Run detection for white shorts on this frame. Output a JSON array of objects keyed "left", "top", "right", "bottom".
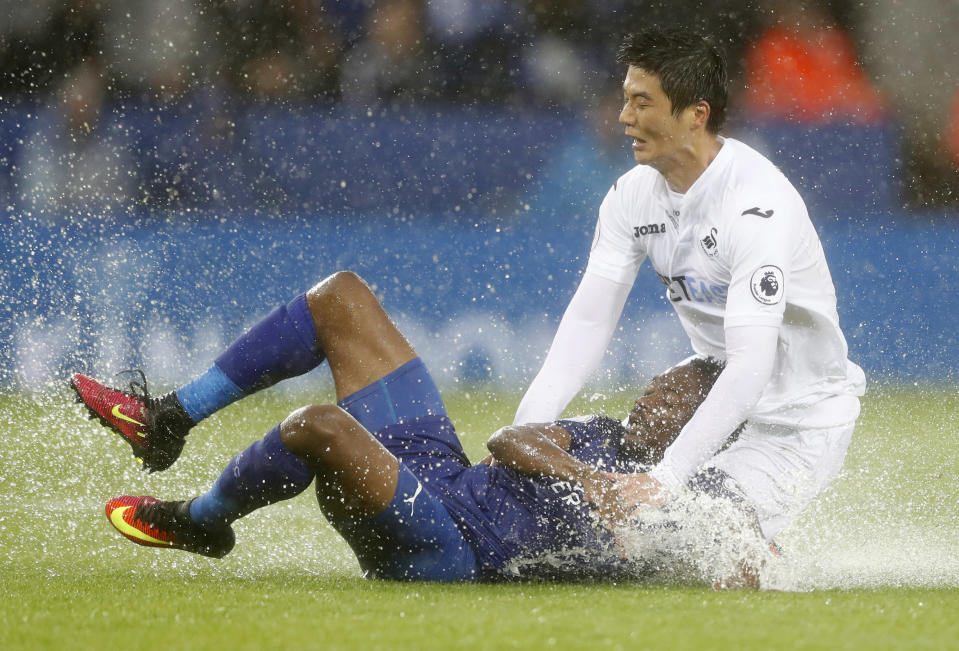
[{"left": 706, "top": 394, "right": 860, "bottom": 541}]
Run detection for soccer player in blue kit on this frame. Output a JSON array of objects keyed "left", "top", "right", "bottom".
[{"left": 72, "top": 271, "right": 727, "bottom": 581}]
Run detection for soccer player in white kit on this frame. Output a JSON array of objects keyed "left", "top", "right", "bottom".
[{"left": 513, "top": 28, "right": 866, "bottom": 541}]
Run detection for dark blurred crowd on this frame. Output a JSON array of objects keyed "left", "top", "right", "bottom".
[
  {"left": 1, "top": 0, "right": 957, "bottom": 210},
  {"left": 0, "top": 0, "right": 766, "bottom": 107}
]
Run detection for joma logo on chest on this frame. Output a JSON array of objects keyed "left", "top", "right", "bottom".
[{"left": 633, "top": 223, "right": 667, "bottom": 237}]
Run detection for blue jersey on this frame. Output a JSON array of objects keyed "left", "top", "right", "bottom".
[
  {"left": 425, "top": 415, "right": 644, "bottom": 578},
  {"left": 338, "top": 358, "right": 646, "bottom": 581}
]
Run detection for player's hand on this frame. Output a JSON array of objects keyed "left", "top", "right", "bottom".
[
  {"left": 477, "top": 454, "right": 498, "bottom": 467},
  {"left": 583, "top": 472, "right": 668, "bottom": 526},
  {"left": 609, "top": 472, "right": 668, "bottom": 511},
  {"left": 714, "top": 559, "right": 761, "bottom": 590},
  {"left": 580, "top": 471, "right": 636, "bottom": 528}
]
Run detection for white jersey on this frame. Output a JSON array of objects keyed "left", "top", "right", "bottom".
[{"left": 586, "top": 137, "right": 865, "bottom": 426}]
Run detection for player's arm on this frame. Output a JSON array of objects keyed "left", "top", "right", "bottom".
[
  {"left": 512, "top": 273, "right": 632, "bottom": 424},
  {"left": 649, "top": 201, "right": 795, "bottom": 497},
  {"left": 487, "top": 423, "right": 628, "bottom": 524},
  {"left": 487, "top": 423, "right": 580, "bottom": 480},
  {"left": 513, "top": 182, "right": 644, "bottom": 425},
  {"left": 648, "top": 327, "right": 778, "bottom": 495}
]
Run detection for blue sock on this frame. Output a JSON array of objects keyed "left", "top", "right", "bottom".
[
  {"left": 176, "top": 293, "right": 324, "bottom": 423},
  {"left": 189, "top": 427, "right": 314, "bottom": 529},
  {"left": 176, "top": 365, "right": 244, "bottom": 424}
]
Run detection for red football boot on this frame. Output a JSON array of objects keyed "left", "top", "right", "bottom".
[
  {"left": 70, "top": 370, "right": 194, "bottom": 472},
  {"left": 105, "top": 495, "right": 234, "bottom": 558}
]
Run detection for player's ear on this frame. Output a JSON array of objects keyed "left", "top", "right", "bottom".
[{"left": 690, "top": 100, "right": 710, "bottom": 130}]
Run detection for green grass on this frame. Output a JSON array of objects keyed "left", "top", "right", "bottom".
[{"left": 2, "top": 382, "right": 958, "bottom": 650}]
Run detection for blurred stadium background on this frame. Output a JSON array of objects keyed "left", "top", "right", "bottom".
[
  {"left": 3, "top": 8, "right": 959, "bottom": 642},
  {"left": 1, "top": 0, "right": 958, "bottom": 392}
]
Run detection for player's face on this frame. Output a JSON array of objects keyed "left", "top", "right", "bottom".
[
  {"left": 619, "top": 66, "right": 696, "bottom": 169},
  {"left": 622, "top": 365, "right": 711, "bottom": 464}
]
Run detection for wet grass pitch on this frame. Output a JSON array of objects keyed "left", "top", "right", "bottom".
[{"left": 2, "top": 383, "right": 958, "bottom": 649}]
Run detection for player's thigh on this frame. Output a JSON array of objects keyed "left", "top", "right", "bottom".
[
  {"left": 323, "top": 464, "right": 479, "bottom": 582},
  {"left": 307, "top": 271, "right": 417, "bottom": 399},
  {"left": 707, "top": 420, "right": 855, "bottom": 536},
  {"left": 281, "top": 404, "right": 400, "bottom": 520},
  {"left": 337, "top": 358, "right": 463, "bottom": 467}
]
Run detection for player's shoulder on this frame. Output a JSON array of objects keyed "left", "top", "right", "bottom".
[
  {"left": 609, "top": 163, "right": 660, "bottom": 199},
  {"left": 599, "top": 164, "right": 660, "bottom": 222},
  {"left": 556, "top": 415, "right": 626, "bottom": 441},
  {"left": 717, "top": 138, "right": 807, "bottom": 224},
  {"left": 722, "top": 138, "right": 794, "bottom": 190}
]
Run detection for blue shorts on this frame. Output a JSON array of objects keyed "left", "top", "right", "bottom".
[{"left": 327, "top": 358, "right": 480, "bottom": 582}]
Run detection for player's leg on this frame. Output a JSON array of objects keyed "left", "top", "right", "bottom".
[
  {"left": 72, "top": 270, "right": 413, "bottom": 471},
  {"left": 104, "top": 418, "right": 316, "bottom": 558},
  {"left": 184, "top": 272, "right": 454, "bottom": 530},
  {"left": 106, "top": 403, "right": 478, "bottom": 580},
  {"left": 305, "top": 270, "right": 417, "bottom": 400},
  {"left": 170, "top": 269, "right": 415, "bottom": 423},
  {"left": 71, "top": 285, "right": 325, "bottom": 471},
  {"left": 105, "top": 404, "right": 389, "bottom": 557},
  {"left": 181, "top": 337, "right": 473, "bottom": 578},
  {"left": 280, "top": 404, "right": 478, "bottom": 581},
  {"left": 182, "top": 340, "right": 473, "bottom": 579},
  {"left": 306, "top": 290, "right": 476, "bottom": 579},
  {"left": 703, "top": 395, "right": 858, "bottom": 541}
]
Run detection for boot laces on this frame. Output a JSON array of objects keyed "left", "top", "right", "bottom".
[{"left": 116, "top": 368, "right": 151, "bottom": 403}]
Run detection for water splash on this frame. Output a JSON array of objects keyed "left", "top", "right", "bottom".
[
  {"left": 615, "top": 493, "right": 772, "bottom": 589},
  {"left": 3, "top": 388, "right": 958, "bottom": 589}
]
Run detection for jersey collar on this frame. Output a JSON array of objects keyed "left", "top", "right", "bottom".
[
  {"left": 654, "top": 137, "right": 730, "bottom": 222},
  {"left": 682, "top": 136, "right": 729, "bottom": 200}
]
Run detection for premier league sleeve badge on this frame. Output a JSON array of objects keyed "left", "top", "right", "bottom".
[{"left": 750, "top": 265, "right": 784, "bottom": 305}]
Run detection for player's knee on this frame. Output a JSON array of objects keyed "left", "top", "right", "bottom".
[
  {"left": 280, "top": 404, "right": 354, "bottom": 458},
  {"left": 308, "top": 271, "right": 372, "bottom": 308}
]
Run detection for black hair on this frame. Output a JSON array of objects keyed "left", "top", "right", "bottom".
[
  {"left": 621, "top": 355, "right": 735, "bottom": 466},
  {"left": 684, "top": 356, "right": 725, "bottom": 395},
  {"left": 683, "top": 355, "right": 746, "bottom": 444},
  {"left": 616, "top": 27, "right": 728, "bottom": 133}
]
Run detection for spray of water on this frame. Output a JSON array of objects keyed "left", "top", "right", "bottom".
[
  {"left": 614, "top": 493, "right": 772, "bottom": 589},
  {"left": 609, "top": 476, "right": 959, "bottom": 591},
  {"left": 3, "top": 386, "right": 957, "bottom": 589}
]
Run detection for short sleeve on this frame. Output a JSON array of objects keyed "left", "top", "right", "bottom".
[
  {"left": 556, "top": 416, "right": 625, "bottom": 453},
  {"left": 723, "top": 203, "right": 797, "bottom": 329},
  {"left": 555, "top": 416, "right": 636, "bottom": 471}
]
